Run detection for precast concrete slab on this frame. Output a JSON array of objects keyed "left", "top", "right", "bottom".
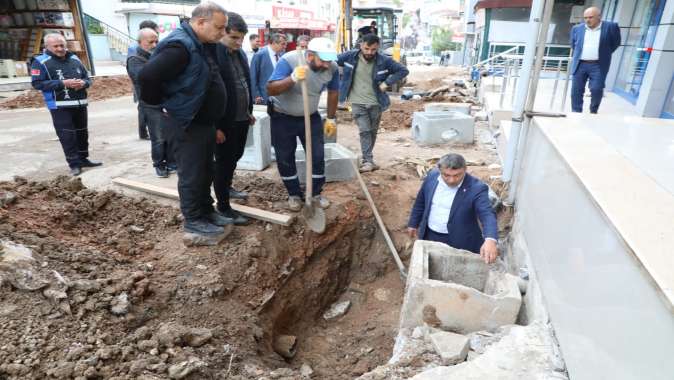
[
  {"left": 237, "top": 112, "right": 272, "bottom": 171},
  {"left": 400, "top": 241, "right": 521, "bottom": 334},
  {"left": 424, "top": 102, "right": 471, "bottom": 115},
  {"left": 411, "top": 111, "right": 475, "bottom": 145},
  {"left": 295, "top": 143, "right": 357, "bottom": 184}
]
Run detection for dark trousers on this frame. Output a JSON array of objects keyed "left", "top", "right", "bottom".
[
  {"left": 162, "top": 113, "right": 215, "bottom": 221},
  {"left": 270, "top": 111, "right": 325, "bottom": 197},
  {"left": 49, "top": 107, "right": 89, "bottom": 168},
  {"left": 571, "top": 62, "right": 604, "bottom": 113},
  {"left": 142, "top": 105, "right": 173, "bottom": 168},
  {"left": 137, "top": 103, "right": 149, "bottom": 139},
  {"left": 424, "top": 228, "right": 450, "bottom": 245},
  {"left": 213, "top": 121, "right": 249, "bottom": 211}
]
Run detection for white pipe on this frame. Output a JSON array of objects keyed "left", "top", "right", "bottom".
[
  {"left": 502, "top": 0, "right": 546, "bottom": 183},
  {"left": 506, "top": 0, "right": 555, "bottom": 204}
]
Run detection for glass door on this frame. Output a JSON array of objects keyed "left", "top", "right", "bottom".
[{"left": 613, "top": 0, "right": 666, "bottom": 103}]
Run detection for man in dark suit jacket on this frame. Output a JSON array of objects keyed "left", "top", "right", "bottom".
[
  {"left": 407, "top": 153, "right": 499, "bottom": 263},
  {"left": 250, "top": 32, "right": 287, "bottom": 104},
  {"left": 213, "top": 12, "right": 255, "bottom": 225},
  {"left": 570, "top": 6, "right": 621, "bottom": 114}
]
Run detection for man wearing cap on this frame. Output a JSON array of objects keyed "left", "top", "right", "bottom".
[{"left": 266, "top": 37, "right": 339, "bottom": 211}]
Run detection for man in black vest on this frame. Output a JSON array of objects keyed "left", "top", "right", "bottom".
[
  {"left": 213, "top": 12, "right": 255, "bottom": 225},
  {"left": 139, "top": 2, "right": 232, "bottom": 237},
  {"left": 31, "top": 33, "right": 102, "bottom": 176}
]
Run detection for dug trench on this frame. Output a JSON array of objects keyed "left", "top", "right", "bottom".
[{"left": 0, "top": 174, "right": 410, "bottom": 379}]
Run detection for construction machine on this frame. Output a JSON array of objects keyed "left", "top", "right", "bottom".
[{"left": 337, "top": 0, "right": 407, "bottom": 91}]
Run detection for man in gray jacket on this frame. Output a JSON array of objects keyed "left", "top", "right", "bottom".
[{"left": 127, "top": 28, "right": 173, "bottom": 178}]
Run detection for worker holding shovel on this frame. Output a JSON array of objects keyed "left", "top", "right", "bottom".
[{"left": 266, "top": 37, "right": 339, "bottom": 214}]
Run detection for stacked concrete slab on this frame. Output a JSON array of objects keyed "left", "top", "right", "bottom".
[
  {"left": 296, "top": 143, "right": 357, "bottom": 184},
  {"left": 412, "top": 111, "right": 475, "bottom": 145},
  {"left": 400, "top": 241, "right": 522, "bottom": 334},
  {"left": 424, "top": 102, "right": 472, "bottom": 115},
  {"left": 237, "top": 111, "right": 272, "bottom": 171}
]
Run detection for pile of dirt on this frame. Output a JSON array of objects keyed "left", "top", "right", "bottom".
[
  {"left": 0, "top": 76, "right": 133, "bottom": 110},
  {"left": 379, "top": 99, "right": 426, "bottom": 131},
  {"left": 0, "top": 175, "right": 405, "bottom": 379}
]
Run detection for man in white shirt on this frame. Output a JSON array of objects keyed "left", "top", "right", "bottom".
[
  {"left": 569, "top": 7, "right": 621, "bottom": 113},
  {"left": 407, "top": 153, "right": 499, "bottom": 263}
]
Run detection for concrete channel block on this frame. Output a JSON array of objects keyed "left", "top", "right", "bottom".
[
  {"left": 412, "top": 111, "right": 475, "bottom": 145},
  {"left": 424, "top": 102, "right": 472, "bottom": 115},
  {"left": 238, "top": 112, "right": 271, "bottom": 171},
  {"left": 296, "top": 143, "right": 357, "bottom": 183},
  {"left": 400, "top": 240, "right": 522, "bottom": 334}
]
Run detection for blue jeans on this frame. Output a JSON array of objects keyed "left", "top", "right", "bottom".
[
  {"left": 571, "top": 62, "right": 604, "bottom": 113},
  {"left": 270, "top": 111, "right": 325, "bottom": 197}
]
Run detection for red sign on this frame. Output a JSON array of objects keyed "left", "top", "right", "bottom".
[
  {"left": 272, "top": 5, "right": 314, "bottom": 20},
  {"left": 270, "top": 5, "right": 330, "bottom": 31}
]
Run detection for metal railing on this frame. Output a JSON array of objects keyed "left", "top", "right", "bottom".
[
  {"left": 475, "top": 43, "right": 573, "bottom": 112},
  {"left": 83, "top": 13, "right": 135, "bottom": 57}
]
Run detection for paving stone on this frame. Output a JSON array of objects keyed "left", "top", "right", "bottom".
[{"left": 429, "top": 331, "right": 469, "bottom": 365}]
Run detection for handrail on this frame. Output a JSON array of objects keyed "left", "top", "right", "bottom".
[
  {"left": 83, "top": 13, "right": 134, "bottom": 42},
  {"left": 473, "top": 46, "right": 519, "bottom": 69},
  {"left": 83, "top": 13, "right": 134, "bottom": 55}
]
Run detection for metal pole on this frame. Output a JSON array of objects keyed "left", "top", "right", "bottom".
[
  {"left": 501, "top": 0, "right": 547, "bottom": 182},
  {"left": 560, "top": 51, "right": 573, "bottom": 112},
  {"left": 550, "top": 58, "right": 563, "bottom": 109},
  {"left": 500, "top": 60, "right": 509, "bottom": 108},
  {"left": 511, "top": 58, "right": 519, "bottom": 107},
  {"left": 505, "top": 0, "right": 555, "bottom": 204}
]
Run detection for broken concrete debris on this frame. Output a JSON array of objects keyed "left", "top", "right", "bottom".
[
  {"left": 323, "top": 300, "right": 352, "bottom": 321},
  {"left": 429, "top": 330, "right": 470, "bottom": 365},
  {"left": 110, "top": 292, "right": 130, "bottom": 315},
  {"left": 273, "top": 334, "right": 298, "bottom": 359}
]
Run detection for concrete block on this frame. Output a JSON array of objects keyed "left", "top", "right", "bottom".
[
  {"left": 411, "top": 111, "right": 474, "bottom": 145},
  {"left": 237, "top": 112, "right": 271, "bottom": 171},
  {"left": 489, "top": 109, "right": 511, "bottom": 129},
  {"left": 429, "top": 331, "right": 469, "bottom": 365},
  {"left": 424, "top": 102, "right": 471, "bottom": 115},
  {"left": 296, "top": 143, "right": 357, "bottom": 184},
  {"left": 400, "top": 240, "right": 522, "bottom": 334}
]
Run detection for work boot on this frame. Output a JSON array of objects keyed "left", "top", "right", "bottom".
[
  {"left": 205, "top": 211, "right": 234, "bottom": 227},
  {"left": 359, "top": 162, "right": 377, "bottom": 172},
  {"left": 155, "top": 166, "right": 169, "bottom": 178},
  {"left": 69, "top": 167, "right": 82, "bottom": 176},
  {"left": 229, "top": 188, "right": 248, "bottom": 200},
  {"left": 288, "top": 195, "right": 303, "bottom": 212},
  {"left": 184, "top": 219, "right": 224, "bottom": 235},
  {"left": 312, "top": 195, "right": 330, "bottom": 209},
  {"left": 81, "top": 159, "right": 103, "bottom": 167},
  {"left": 218, "top": 207, "right": 248, "bottom": 225}
]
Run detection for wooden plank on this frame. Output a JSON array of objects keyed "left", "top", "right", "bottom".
[{"left": 112, "top": 177, "right": 294, "bottom": 226}]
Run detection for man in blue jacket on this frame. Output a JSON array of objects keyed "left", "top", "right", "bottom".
[
  {"left": 138, "top": 2, "right": 233, "bottom": 237},
  {"left": 31, "top": 33, "right": 102, "bottom": 177},
  {"left": 407, "top": 153, "right": 499, "bottom": 263},
  {"left": 337, "top": 34, "right": 409, "bottom": 172},
  {"left": 250, "top": 33, "right": 287, "bottom": 104},
  {"left": 570, "top": 6, "right": 621, "bottom": 114}
]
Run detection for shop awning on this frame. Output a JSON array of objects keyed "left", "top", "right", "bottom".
[{"left": 474, "top": 0, "right": 532, "bottom": 10}]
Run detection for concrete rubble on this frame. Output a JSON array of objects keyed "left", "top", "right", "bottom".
[
  {"left": 428, "top": 330, "right": 470, "bottom": 365},
  {"left": 323, "top": 300, "right": 352, "bottom": 321}
]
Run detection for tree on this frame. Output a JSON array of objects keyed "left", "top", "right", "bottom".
[{"left": 431, "top": 27, "right": 460, "bottom": 54}]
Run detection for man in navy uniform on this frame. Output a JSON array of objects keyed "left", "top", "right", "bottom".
[{"left": 31, "top": 33, "right": 102, "bottom": 176}]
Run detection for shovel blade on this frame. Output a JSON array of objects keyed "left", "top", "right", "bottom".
[{"left": 302, "top": 204, "right": 326, "bottom": 234}]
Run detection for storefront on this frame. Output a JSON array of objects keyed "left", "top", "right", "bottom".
[
  {"left": 612, "top": 0, "right": 667, "bottom": 103},
  {"left": 0, "top": 0, "right": 93, "bottom": 76},
  {"left": 257, "top": 5, "right": 335, "bottom": 51}
]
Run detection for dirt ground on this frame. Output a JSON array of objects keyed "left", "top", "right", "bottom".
[
  {"left": 0, "top": 64, "right": 511, "bottom": 380},
  {"left": 0, "top": 76, "right": 133, "bottom": 110}
]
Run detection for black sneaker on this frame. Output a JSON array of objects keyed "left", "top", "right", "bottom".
[
  {"left": 229, "top": 188, "right": 248, "bottom": 200},
  {"left": 205, "top": 211, "right": 234, "bottom": 226},
  {"left": 218, "top": 208, "right": 248, "bottom": 225},
  {"left": 81, "top": 159, "right": 103, "bottom": 167},
  {"left": 184, "top": 219, "right": 225, "bottom": 234},
  {"left": 69, "top": 167, "right": 82, "bottom": 176},
  {"left": 167, "top": 164, "right": 177, "bottom": 173},
  {"left": 155, "top": 166, "right": 169, "bottom": 178}
]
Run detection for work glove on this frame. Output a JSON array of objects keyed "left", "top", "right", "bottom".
[
  {"left": 379, "top": 82, "right": 388, "bottom": 92},
  {"left": 324, "top": 118, "right": 337, "bottom": 138},
  {"left": 291, "top": 65, "right": 307, "bottom": 82}
]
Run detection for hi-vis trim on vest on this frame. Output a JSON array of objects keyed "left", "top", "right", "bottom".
[{"left": 31, "top": 69, "right": 40, "bottom": 75}]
